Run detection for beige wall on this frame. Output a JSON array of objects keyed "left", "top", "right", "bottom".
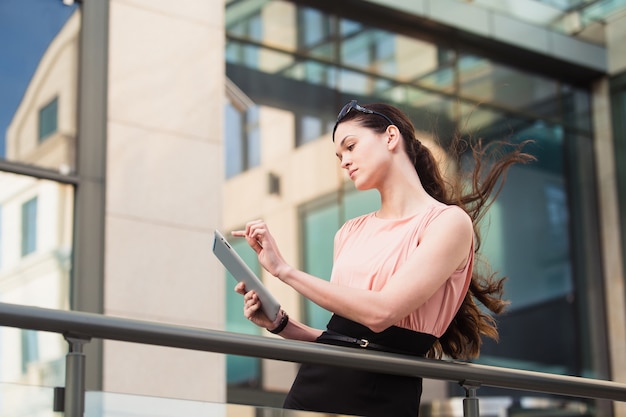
[
  {"left": 607, "top": 12, "right": 626, "bottom": 74},
  {"left": 593, "top": 77, "right": 626, "bottom": 417},
  {"left": 105, "top": 0, "right": 226, "bottom": 402},
  {"left": 599, "top": 12, "right": 626, "bottom": 417}
]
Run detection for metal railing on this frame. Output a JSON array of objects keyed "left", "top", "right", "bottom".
[{"left": 1, "top": 302, "right": 625, "bottom": 417}]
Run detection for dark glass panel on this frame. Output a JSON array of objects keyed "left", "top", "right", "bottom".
[
  {"left": 562, "top": 85, "right": 592, "bottom": 132},
  {"left": 459, "top": 55, "right": 560, "bottom": 121},
  {"left": 611, "top": 74, "right": 626, "bottom": 317}
]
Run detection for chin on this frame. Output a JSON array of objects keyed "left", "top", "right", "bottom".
[{"left": 354, "top": 180, "right": 374, "bottom": 191}]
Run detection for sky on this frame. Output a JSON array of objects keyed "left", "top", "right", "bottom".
[{"left": 0, "top": 0, "right": 76, "bottom": 158}]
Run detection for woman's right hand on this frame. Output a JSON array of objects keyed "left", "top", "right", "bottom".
[
  {"left": 234, "top": 281, "right": 276, "bottom": 329},
  {"left": 231, "top": 221, "right": 292, "bottom": 280}
]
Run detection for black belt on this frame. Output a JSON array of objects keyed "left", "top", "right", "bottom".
[{"left": 317, "top": 332, "right": 415, "bottom": 356}]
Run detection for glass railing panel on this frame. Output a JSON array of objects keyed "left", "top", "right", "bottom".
[
  {"left": 0, "top": 382, "right": 55, "bottom": 417},
  {"left": 423, "top": 396, "right": 593, "bottom": 417},
  {"left": 85, "top": 391, "right": 352, "bottom": 417},
  {"left": 0, "top": 382, "right": 604, "bottom": 417}
]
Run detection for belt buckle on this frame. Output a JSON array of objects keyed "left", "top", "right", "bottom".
[{"left": 358, "top": 338, "right": 369, "bottom": 348}]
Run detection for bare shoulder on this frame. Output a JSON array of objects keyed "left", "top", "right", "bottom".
[{"left": 426, "top": 205, "right": 473, "bottom": 238}]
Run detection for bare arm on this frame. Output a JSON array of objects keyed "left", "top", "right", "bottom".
[
  {"left": 235, "top": 208, "right": 473, "bottom": 333},
  {"left": 235, "top": 282, "right": 322, "bottom": 342}
]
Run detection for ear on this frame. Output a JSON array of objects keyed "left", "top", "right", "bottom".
[{"left": 385, "top": 125, "right": 401, "bottom": 151}]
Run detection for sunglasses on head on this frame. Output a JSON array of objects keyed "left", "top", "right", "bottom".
[{"left": 332, "top": 100, "right": 394, "bottom": 141}]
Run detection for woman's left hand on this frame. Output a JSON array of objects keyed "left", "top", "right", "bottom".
[{"left": 232, "top": 220, "right": 291, "bottom": 280}]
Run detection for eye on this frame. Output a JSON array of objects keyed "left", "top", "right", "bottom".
[{"left": 346, "top": 143, "right": 355, "bottom": 151}]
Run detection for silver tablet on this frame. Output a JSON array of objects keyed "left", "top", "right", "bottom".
[{"left": 212, "top": 229, "right": 281, "bottom": 321}]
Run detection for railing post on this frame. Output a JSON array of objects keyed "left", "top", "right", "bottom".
[
  {"left": 461, "top": 380, "right": 481, "bottom": 417},
  {"left": 64, "top": 334, "right": 91, "bottom": 417}
]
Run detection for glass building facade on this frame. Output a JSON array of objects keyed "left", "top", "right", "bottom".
[
  {"left": 223, "top": 0, "right": 623, "bottom": 410},
  {"left": 0, "top": 1, "right": 79, "bottom": 413}
]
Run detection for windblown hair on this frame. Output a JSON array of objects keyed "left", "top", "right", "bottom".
[{"left": 338, "top": 102, "right": 536, "bottom": 360}]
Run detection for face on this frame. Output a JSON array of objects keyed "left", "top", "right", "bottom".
[{"left": 334, "top": 120, "right": 391, "bottom": 190}]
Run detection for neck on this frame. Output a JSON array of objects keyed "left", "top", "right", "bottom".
[{"left": 376, "top": 164, "right": 437, "bottom": 219}]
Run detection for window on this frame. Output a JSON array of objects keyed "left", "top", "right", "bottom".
[
  {"left": 611, "top": 73, "right": 626, "bottom": 305},
  {"left": 38, "top": 96, "right": 58, "bottom": 142},
  {"left": 21, "top": 197, "right": 37, "bottom": 257},
  {"left": 225, "top": 84, "right": 260, "bottom": 178},
  {"left": 0, "top": 206, "right": 3, "bottom": 269},
  {"left": 226, "top": 0, "right": 605, "bottom": 384},
  {"left": 225, "top": 237, "right": 261, "bottom": 387},
  {"left": 296, "top": 113, "right": 334, "bottom": 146},
  {"left": 21, "top": 330, "right": 39, "bottom": 373},
  {"left": 301, "top": 189, "right": 380, "bottom": 328},
  {"left": 225, "top": 9, "right": 261, "bottom": 68},
  {"left": 302, "top": 201, "right": 339, "bottom": 329}
]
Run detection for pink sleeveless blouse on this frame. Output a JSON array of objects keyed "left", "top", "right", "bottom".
[{"left": 330, "top": 204, "right": 474, "bottom": 337}]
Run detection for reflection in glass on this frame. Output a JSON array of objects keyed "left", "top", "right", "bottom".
[
  {"left": 402, "top": 87, "right": 455, "bottom": 136},
  {"left": 302, "top": 189, "right": 380, "bottom": 328},
  {"left": 302, "top": 202, "right": 339, "bottom": 329},
  {"left": 85, "top": 390, "right": 337, "bottom": 416},
  {"left": 0, "top": 2, "right": 78, "bottom": 173},
  {"left": 227, "top": 2, "right": 456, "bottom": 96},
  {"left": 563, "top": 85, "right": 593, "bottom": 132},
  {"left": 38, "top": 96, "right": 59, "bottom": 143},
  {"left": 459, "top": 55, "right": 560, "bottom": 120},
  {"left": 457, "top": 103, "right": 576, "bottom": 374},
  {"left": 225, "top": 81, "right": 261, "bottom": 179},
  {"left": 0, "top": 383, "right": 54, "bottom": 417},
  {"left": 339, "top": 20, "right": 456, "bottom": 92},
  {"left": 337, "top": 67, "right": 393, "bottom": 97},
  {"left": 21, "top": 197, "right": 38, "bottom": 257},
  {"left": 448, "top": 0, "right": 626, "bottom": 38},
  {"left": 21, "top": 329, "right": 39, "bottom": 373},
  {"left": 341, "top": 26, "right": 395, "bottom": 74},
  {"left": 226, "top": 11, "right": 261, "bottom": 67},
  {"left": 0, "top": 172, "right": 73, "bottom": 388},
  {"left": 297, "top": 114, "right": 334, "bottom": 146},
  {"left": 283, "top": 60, "right": 338, "bottom": 89},
  {"left": 298, "top": 7, "right": 336, "bottom": 60}
]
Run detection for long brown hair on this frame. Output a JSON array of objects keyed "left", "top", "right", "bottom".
[{"left": 337, "top": 102, "right": 536, "bottom": 360}]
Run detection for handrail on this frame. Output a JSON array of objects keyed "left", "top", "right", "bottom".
[{"left": 1, "top": 302, "right": 625, "bottom": 407}]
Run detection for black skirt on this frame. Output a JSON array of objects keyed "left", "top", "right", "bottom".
[{"left": 283, "top": 315, "right": 437, "bottom": 417}]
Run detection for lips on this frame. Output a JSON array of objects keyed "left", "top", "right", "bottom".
[{"left": 348, "top": 169, "right": 357, "bottom": 179}]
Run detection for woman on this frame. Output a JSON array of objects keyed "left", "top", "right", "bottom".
[{"left": 233, "top": 100, "right": 534, "bottom": 416}]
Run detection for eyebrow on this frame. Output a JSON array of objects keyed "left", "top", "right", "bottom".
[{"left": 334, "top": 136, "right": 350, "bottom": 159}]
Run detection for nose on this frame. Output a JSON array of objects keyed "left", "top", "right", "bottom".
[{"left": 340, "top": 156, "right": 351, "bottom": 170}]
